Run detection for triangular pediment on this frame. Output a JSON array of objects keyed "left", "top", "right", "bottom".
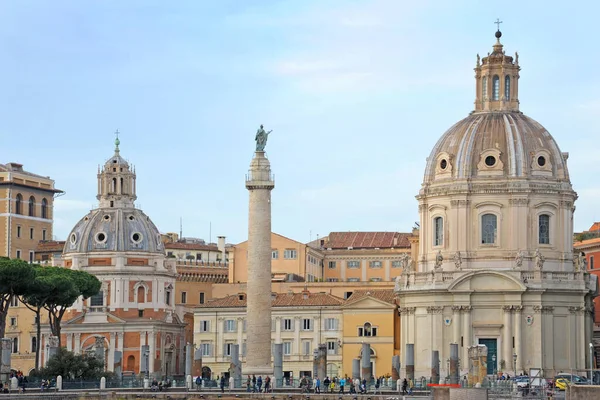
[{"left": 343, "top": 296, "right": 396, "bottom": 310}]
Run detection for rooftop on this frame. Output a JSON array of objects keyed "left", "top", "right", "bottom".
[
  {"left": 197, "top": 291, "right": 345, "bottom": 309},
  {"left": 320, "top": 232, "right": 411, "bottom": 249}
]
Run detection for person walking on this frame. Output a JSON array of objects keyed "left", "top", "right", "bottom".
[
  {"left": 402, "top": 378, "right": 408, "bottom": 395},
  {"left": 219, "top": 376, "right": 225, "bottom": 393},
  {"left": 257, "top": 376, "right": 263, "bottom": 392},
  {"left": 246, "top": 375, "right": 251, "bottom": 392},
  {"left": 323, "top": 376, "right": 330, "bottom": 393},
  {"left": 338, "top": 377, "right": 346, "bottom": 394}
]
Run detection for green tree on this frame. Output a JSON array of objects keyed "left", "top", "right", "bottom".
[
  {"left": 0, "top": 257, "right": 35, "bottom": 338},
  {"left": 34, "top": 347, "right": 109, "bottom": 380},
  {"left": 38, "top": 267, "right": 101, "bottom": 348}
]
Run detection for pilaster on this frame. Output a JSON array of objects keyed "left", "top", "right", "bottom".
[{"left": 108, "top": 332, "right": 116, "bottom": 372}]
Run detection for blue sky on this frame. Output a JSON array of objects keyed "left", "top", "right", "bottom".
[{"left": 1, "top": 0, "right": 598, "bottom": 244}]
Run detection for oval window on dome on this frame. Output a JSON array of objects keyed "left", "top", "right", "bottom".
[
  {"left": 537, "top": 156, "right": 546, "bottom": 167},
  {"left": 131, "top": 232, "right": 143, "bottom": 244},
  {"left": 103, "top": 215, "right": 111, "bottom": 221},
  {"left": 440, "top": 159, "right": 448, "bottom": 170},
  {"left": 128, "top": 215, "right": 135, "bottom": 221},
  {"left": 485, "top": 155, "right": 496, "bottom": 167},
  {"left": 70, "top": 233, "right": 77, "bottom": 245},
  {"left": 96, "top": 232, "right": 107, "bottom": 243}
]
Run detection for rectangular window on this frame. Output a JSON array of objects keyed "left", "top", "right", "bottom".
[
  {"left": 324, "top": 318, "right": 338, "bottom": 331},
  {"left": 224, "top": 343, "right": 233, "bottom": 357},
  {"left": 10, "top": 317, "right": 17, "bottom": 327},
  {"left": 138, "top": 309, "right": 144, "bottom": 317},
  {"left": 328, "top": 261, "right": 336, "bottom": 269},
  {"left": 16, "top": 250, "right": 21, "bottom": 259},
  {"left": 165, "top": 291, "right": 171, "bottom": 306},
  {"left": 347, "top": 278, "right": 360, "bottom": 282},
  {"left": 344, "top": 291, "right": 353, "bottom": 299},
  {"left": 167, "top": 252, "right": 173, "bottom": 257},
  {"left": 181, "top": 292, "right": 187, "bottom": 304},
  {"left": 369, "top": 261, "right": 382, "bottom": 268},
  {"left": 370, "top": 277, "right": 382, "bottom": 282},
  {"left": 591, "top": 256, "right": 595, "bottom": 270},
  {"left": 392, "top": 260, "right": 402, "bottom": 268},
  {"left": 326, "top": 278, "right": 339, "bottom": 282},
  {"left": 42, "top": 229, "right": 47, "bottom": 241},
  {"left": 199, "top": 292, "right": 205, "bottom": 304},
  {"left": 17, "top": 226, "right": 21, "bottom": 238},
  {"left": 327, "top": 341, "right": 337, "bottom": 355},
  {"left": 224, "top": 319, "right": 236, "bottom": 332},
  {"left": 196, "top": 253, "right": 202, "bottom": 260},
  {"left": 481, "top": 213, "right": 498, "bottom": 244},
  {"left": 29, "top": 228, "right": 34, "bottom": 239},
  {"left": 199, "top": 320, "right": 210, "bottom": 332},
  {"left": 347, "top": 261, "right": 360, "bottom": 269},
  {"left": 29, "top": 251, "right": 34, "bottom": 263},
  {"left": 272, "top": 249, "right": 279, "bottom": 259},
  {"left": 302, "top": 340, "right": 311, "bottom": 355},
  {"left": 201, "top": 343, "right": 211, "bottom": 356},
  {"left": 90, "top": 291, "right": 104, "bottom": 307},
  {"left": 284, "top": 249, "right": 297, "bottom": 259},
  {"left": 538, "top": 214, "right": 550, "bottom": 245},
  {"left": 302, "top": 318, "right": 312, "bottom": 331},
  {"left": 283, "top": 342, "right": 292, "bottom": 355},
  {"left": 9, "top": 297, "right": 18, "bottom": 307},
  {"left": 283, "top": 319, "right": 293, "bottom": 331},
  {"left": 434, "top": 216, "right": 443, "bottom": 246}
]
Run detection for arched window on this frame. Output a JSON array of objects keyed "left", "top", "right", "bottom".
[
  {"left": 433, "top": 216, "right": 443, "bottom": 246},
  {"left": 539, "top": 214, "right": 550, "bottom": 244},
  {"left": 120, "top": 177, "right": 124, "bottom": 194},
  {"left": 15, "top": 194, "right": 22, "bottom": 215},
  {"left": 90, "top": 291, "right": 104, "bottom": 307},
  {"left": 28, "top": 196, "right": 36, "bottom": 216},
  {"left": 31, "top": 336, "right": 37, "bottom": 353},
  {"left": 363, "top": 322, "right": 372, "bottom": 336},
  {"left": 504, "top": 76, "right": 511, "bottom": 100},
  {"left": 111, "top": 178, "right": 117, "bottom": 193},
  {"left": 492, "top": 75, "right": 500, "bottom": 100},
  {"left": 41, "top": 198, "right": 48, "bottom": 219},
  {"left": 481, "top": 213, "right": 497, "bottom": 244},
  {"left": 482, "top": 76, "right": 488, "bottom": 99},
  {"left": 137, "top": 286, "right": 145, "bottom": 303},
  {"left": 12, "top": 337, "right": 18, "bottom": 353}
]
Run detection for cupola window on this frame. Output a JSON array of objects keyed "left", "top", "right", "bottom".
[
  {"left": 15, "top": 194, "right": 22, "bottom": 215},
  {"left": 484, "top": 155, "right": 496, "bottom": 167},
  {"left": 90, "top": 290, "right": 104, "bottom": 307},
  {"left": 433, "top": 216, "right": 444, "bottom": 246},
  {"left": 481, "top": 213, "right": 497, "bottom": 244},
  {"left": 492, "top": 75, "right": 500, "bottom": 100},
  {"left": 28, "top": 196, "right": 36, "bottom": 217},
  {"left": 482, "top": 76, "right": 488, "bottom": 99},
  {"left": 538, "top": 214, "right": 550, "bottom": 245},
  {"left": 504, "top": 75, "right": 511, "bottom": 100},
  {"left": 537, "top": 156, "right": 546, "bottom": 167}
]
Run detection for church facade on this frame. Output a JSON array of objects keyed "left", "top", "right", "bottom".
[
  {"left": 396, "top": 30, "right": 598, "bottom": 378},
  {"left": 40, "top": 139, "right": 186, "bottom": 377}
]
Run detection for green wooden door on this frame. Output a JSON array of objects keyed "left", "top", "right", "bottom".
[{"left": 478, "top": 338, "right": 497, "bottom": 375}]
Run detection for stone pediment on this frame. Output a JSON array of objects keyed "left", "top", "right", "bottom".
[
  {"left": 342, "top": 297, "right": 396, "bottom": 310},
  {"left": 448, "top": 270, "right": 526, "bottom": 292}
]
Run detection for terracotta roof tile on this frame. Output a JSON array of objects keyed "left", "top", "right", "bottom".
[
  {"left": 345, "top": 289, "right": 396, "bottom": 305},
  {"left": 165, "top": 242, "right": 219, "bottom": 251},
  {"left": 323, "top": 232, "right": 410, "bottom": 249},
  {"left": 197, "top": 291, "right": 344, "bottom": 309}
]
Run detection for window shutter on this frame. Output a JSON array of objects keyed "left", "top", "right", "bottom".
[
  {"left": 242, "top": 342, "right": 247, "bottom": 356},
  {"left": 334, "top": 341, "right": 339, "bottom": 355},
  {"left": 243, "top": 319, "right": 247, "bottom": 332},
  {"left": 207, "top": 321, "right": 211, "bottom": 332},
  {"left": 281, "top": 318, "right": 285, "bottom": 331},
  {"left": 334, "top": 318, "right": 339, "bottom": 330},
  {"left": 233, "top": 320, "right": 237, "bottom": 331},
  {"left": 358, "top": 327, "right": 363, "bottom": 336},
  {"left": 272, "top": 319, "right": 276, "bottom": 332},
  {"left": 223, "top": 343, "right": 227, "bottom": 357},
  {"left": 223, "top": 319, "right": 226, "bottom": 332},
  {"left": 290, "top": 318, "right": 295, "bottom": 331}
]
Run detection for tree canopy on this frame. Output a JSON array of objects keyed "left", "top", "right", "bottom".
[
  {"left": 0, "top": 257, "right": 36, "bottom": 337},
  {"left": 32, "top": 347, "right": 111, "bottom": 380}
]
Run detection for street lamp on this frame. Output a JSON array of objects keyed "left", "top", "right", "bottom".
[
  {"left": 512, "top": 353, "right": 517, "bottom": 376},
  {"left": 492, "top": 355, "right": 496, "bottom": 377}
]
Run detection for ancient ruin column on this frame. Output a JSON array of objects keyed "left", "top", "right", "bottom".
[
  {"left": 317, "top": 344, "right": 327, "bottom": 379},
  {"left": 405, "top": 344, "right": 414, "bottom": 381},
  {"left": 185, "top": 343, "right": 193, "bottom": 377},
  {"left": 245, "top": 149, "right": 275, "bottom": 376},
  {"left": 431, "top": 350, "right": 440, "bottom": 384},
  {"left": 231, "top": 344, "right": 242, "bottom": 387},
  {"left": 449, "top": 343, "right": 459, "bottom": 384},
  {"left": 391, "top": 355, "right": 400, "bottom": 381},
  {"left": 273, "top": 343, "right": 283, "bottom": 387},
  {"left": 361, "top": 343, "right": 372, "bottom": 382},
  {"left": 352, "top": 359, "right": 361, "bottom": 380},
  {"left": 502, "top": 306, "right": 513, "bottom": 372},
  {"left": 193, "top": 348, "right": 203, "bottom": 378},
  {"left": 462, "top": 306, "right": 472, "bottom": 363}
]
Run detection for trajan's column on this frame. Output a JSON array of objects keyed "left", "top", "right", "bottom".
[{"left": 245, "top": 125, "right": 275, "bottom": 376}]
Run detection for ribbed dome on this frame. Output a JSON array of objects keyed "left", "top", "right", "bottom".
[
  {"left": 423, "top": 111, "right": 570, "bottom": 184},
  {"left": 64, "top": 207, "right": 163, "bottom": 254}
]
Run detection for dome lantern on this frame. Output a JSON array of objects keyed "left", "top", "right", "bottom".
[
  {"left": 474, "top": 24, "right": 520, "bottom": 113},
  {"left": 96, "top": 133, "right": 137, "bottom": 209}
]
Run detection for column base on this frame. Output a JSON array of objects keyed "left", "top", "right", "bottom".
[{"left": 244, "top": 365, "right": 274, "bottom": 376}]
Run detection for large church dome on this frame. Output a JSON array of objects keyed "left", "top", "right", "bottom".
[
  {"left": 423, "top": 112, "right": 570, "bottom": 184},
  {"left": 63, "top": 138, "right": 163, "bottom": 255}
]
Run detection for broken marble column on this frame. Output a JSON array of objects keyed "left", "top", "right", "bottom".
[
  {"left": 450, "top": 343, "right": 459, "bottom": 384},
  {"left": 352, "top": 358, "right": 361, "bottom": 380},
  {"left": 185, "top": 343, "right": 193, "bottom": 377},
  {"left": 193, "top": 348, "right": 203, "bottom": 378},
  {"left": 405, "top": 344, "right": 414, "bottom": 381},
  {"left": 392, "top": 355, "right": 400, "bottom": 389},
  {"left": 273, "top": 343, "right": 283, "bottom": 388},
  {"left": 431, "top": 350, "right": 440, "bottom": 384},
  {"left": 361, "top": 343, "right": 372, "bottom": 383},
  {"left": 231, "top": 344, "right": 242, "bottom": 387},
  {"left": 317, "top": 344, "right": 327, "bottom": 379}
]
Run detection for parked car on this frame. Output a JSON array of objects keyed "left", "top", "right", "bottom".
[
  {"left": 555, "top": 377, "right": 569, "bottom": 391},
  {"left": 513, "top": 376, "right": 529, "bottom": 389},
  {"left": 555, "top": 374, "right": 588, "bottom": 384}
]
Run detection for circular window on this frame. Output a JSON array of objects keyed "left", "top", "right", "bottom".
[
  {"left": 485, "top": 155, "right": 496, "bottom": 167},
  {"left": 131, "top": 232, "right": 143, "bottom": 243},
  {"left": 537, "top": 156, "right": 546, "bottom": 167},
  {"left": 84, "top": 216, "right": 89, "bottom": 221},
  {"left": 128, "top": 215, "right": 135, "bottom": 221},
  {"left": 96, "top": 232, "right": 107, "bottom": 243},
  {"left": 70, "top": 233, "right": 77, "bottom": 244},
  {"left": 103, "top": 215, "right": 111, "bottom": 221},
  {"left": 440, "top": 159, "right": 447, "bottom": 170}
]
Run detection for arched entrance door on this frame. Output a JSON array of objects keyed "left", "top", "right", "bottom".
[
  {"left": 127, "top": 355, "right": 135, "bottom": 372},
  {"left": 202, "top": 366, "right": 212, "bottom": 380}
]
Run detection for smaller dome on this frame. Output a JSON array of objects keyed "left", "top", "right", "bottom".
[{"left": 64, "top": 208, "right": 163, "bottom": 254}]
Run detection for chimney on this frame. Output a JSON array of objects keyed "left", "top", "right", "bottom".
[{"left": 217, "top": 236, "right": 226, "bottom": 261}]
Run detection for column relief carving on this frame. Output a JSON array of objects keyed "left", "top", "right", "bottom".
[
  {"left": 451, "top": 305, "right": 462, "bottom": 312},
  {"left": 427, "top": 306, "right": 444, "bottom": 314},
  {"left": 533, "top": 305, "right": 543, "bottom": 314},
  {"left": 502, "top": 305, "right": 513, "bottom": 312},
  {"left": 513, "top": 305, "right": 524, "bottom": 313},
  {"left": 461, "top": 305, "right": 472, "bottom": 312}
]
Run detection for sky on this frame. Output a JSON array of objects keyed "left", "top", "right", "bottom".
[{"left": 1, "top": 0, "right": 598, "bottom": 245}]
